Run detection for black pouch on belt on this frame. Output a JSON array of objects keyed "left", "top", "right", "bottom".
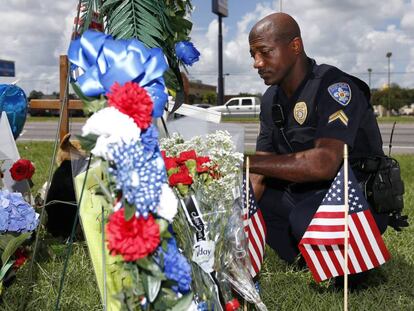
[{"left": 357, "top": 156, "right": 405, "bottom": 214}]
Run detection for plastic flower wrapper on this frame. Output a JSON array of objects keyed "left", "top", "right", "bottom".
[
  {"left": 160, "top": 130, "right": 249, "bottom": 309},
  {"left": 216, "top": 205, "right": 268, "bottom": 311}
]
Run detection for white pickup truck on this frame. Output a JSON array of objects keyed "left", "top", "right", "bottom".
[{"left": 207, "top": 96, "right": 261, "bottom": 117}]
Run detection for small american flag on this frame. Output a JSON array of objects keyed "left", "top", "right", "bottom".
[
  {"left": 243, "top": 177, "right": 266, "bottom": 278},
  {"left": 299, "top": 164, "right": 390, "bottom": 282}
]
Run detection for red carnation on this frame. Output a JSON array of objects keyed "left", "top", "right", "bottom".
[
  {"left": 168, "top": 166, "right": 193, "bottom": 186},
  {"left": 9, "top": 159, "right": 35, "bottom": 181},
  {"left": 106, "top": 210, "right": 160, "bottom": 261},
  {"left": 13, "top": 248, "right": 28, "bottom": 270},
  {"left": 196, "top": 156, "right": 211, "bottom": 173},
  {"left": 107, "top": 82, "right": 153, "bottom": 130},
  {"left": 177, "top": 150, "right": 197, "bottom": 164}
]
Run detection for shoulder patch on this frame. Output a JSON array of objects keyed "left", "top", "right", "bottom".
[{"left": 328, "top": 82, "right": 351, "bottom": 106}]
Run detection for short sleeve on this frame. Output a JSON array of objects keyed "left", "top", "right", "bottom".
[
  {"left": 256, "top": 112, "right": 275, "bottom": 152},
  {"left": 315, "top": 76, "right": 367, "bottom": 148}
]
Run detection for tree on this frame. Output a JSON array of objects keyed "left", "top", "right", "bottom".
[
  {"left": 202, "top": 92, "right": 217, "bottom": 104},
  {"left": 28, "top": 90, "right": 44, "bottom": 100},
  {"left": 371, "top": 85, "right": 414, "bottom": 111}
]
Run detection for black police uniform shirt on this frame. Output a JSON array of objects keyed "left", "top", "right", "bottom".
[{"left": 256, "top": 58, "right": 384, "bottom": 176}]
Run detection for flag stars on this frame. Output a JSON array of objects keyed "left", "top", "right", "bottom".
[
  {"left": 351, "top": 188, "right": 356, "bottom": 193},
  {"left": 358, "top": 204, "right": 363, "bottom": 209},
  {"left": 348, "top": 181, "right": 352, "bottom": 185},
  {"left": 327, "top": 197, "right": 332, "bottom": 201},
  {"left": 337, "top": 197, "right": 341, "bottom": 201},
  {"left": 336, "top": 181, "right": 341, "bottom": 185}
]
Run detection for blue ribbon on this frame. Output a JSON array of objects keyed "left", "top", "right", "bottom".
[{"left": 68, "top": 30, "right": 168, "bottom": 117}]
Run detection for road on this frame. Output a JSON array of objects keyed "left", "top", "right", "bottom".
[{"left": 19, "top": 121, "right": 414, "bottom": 154}]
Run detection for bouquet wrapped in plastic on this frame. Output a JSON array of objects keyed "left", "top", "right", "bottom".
[{"left": 160, "top": 131, "right": 267, "bottom": 311}]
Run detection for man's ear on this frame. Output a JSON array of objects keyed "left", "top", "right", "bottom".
[{"left": 290, "top": 37, "right": 303, "bottom": 55}]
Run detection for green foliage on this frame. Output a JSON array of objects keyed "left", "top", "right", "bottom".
[
  {"left": 76, "top": 0, "right": 103, "bottom": 35},
  {"left": 0, "top": 233, "right": 31, "bottom": 266},
  {"left": 371, "top": 86, "right": 414, "bottom": 111},
  {"left": 202, "top": 92, "right": 217, "bottom": 104},
  {"left": 101, "top": 0, "right": 193, "bottom": 101}
]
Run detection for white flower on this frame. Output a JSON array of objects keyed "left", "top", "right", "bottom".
[
  {"left": 82, "top": 107, "right": 141, "bottom": 159},
  {"left": 157, "top": 183, "right": 178, "bottom": 222}
]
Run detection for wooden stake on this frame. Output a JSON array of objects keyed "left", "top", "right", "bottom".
[
  {"left": 343, "top": 145, "right": 349, "bottom": 311},
  {"left": 59, "top": 55, "right": 69, "bottom": 142},
  {"left": 244, "top": 157, "right": 250, "bottom": 311}
]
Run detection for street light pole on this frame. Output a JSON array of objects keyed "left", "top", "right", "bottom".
[
  {"left": 386, "top": 52, "right": 392, "bottom": 116},
  {"left": 367, "top": 68, "right": 372, "bottom": 90}
]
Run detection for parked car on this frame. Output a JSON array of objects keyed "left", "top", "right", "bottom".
[{"left": 207, "top": 97, "right": 261, "bottom": 117}]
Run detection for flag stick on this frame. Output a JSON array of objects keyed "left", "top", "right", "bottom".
[
  {"left": 343, "top": 144, "right": 349, "bottom": 311},
  {"left": 244, "top": 157, "right": 250, "bottom": 311}
]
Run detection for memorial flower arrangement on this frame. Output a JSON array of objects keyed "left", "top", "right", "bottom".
[
  {"left": 68, "top": 30, "right": 197, "bottom": 310},
  {"left": 0, "top": 159, "right": 39, "bottom": 296},
  {"left": 160, "top": 132, "right": 267, "bottom": 310}
]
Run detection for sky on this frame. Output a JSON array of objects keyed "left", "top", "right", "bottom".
[{"left": 0, "top": 0, "right": 414, "bottom": 97}]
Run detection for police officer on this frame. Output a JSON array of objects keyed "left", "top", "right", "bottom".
[{"left": 248, "top": 12, "right": 389, "bottom": 264}]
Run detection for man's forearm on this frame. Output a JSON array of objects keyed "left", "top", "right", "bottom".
[{"left": 250, "top": 138, "right": 344, "bottom": 183}]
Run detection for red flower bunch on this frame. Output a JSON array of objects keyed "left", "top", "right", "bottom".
[
  {"left": 9, "top": 159, "right": 35, "bottom": 181},
  {"left": 106, "top": 209, "right": 160, "bottom": 261},
  {"left": 161, "top": 150, "right": 218, "bottom": 196},
  {"left": 106, "top": 81, "right": 153, "bottom": 130}
]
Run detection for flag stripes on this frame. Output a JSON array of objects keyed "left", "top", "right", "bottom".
[{"left": 299, "top": 164, "right": 390, "bottom": 283}]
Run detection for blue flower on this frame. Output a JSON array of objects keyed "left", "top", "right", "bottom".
[
  {"left": 160, "top": 238, "right": 192, "bottom": 293},
  {"left": 0, "top": 190, "right": 39, "bottom": 233},
  {"left": 175, "top": 41, "right": 200, "bottom": 66},
  {"left": 141, "top": 125, "right": 159, "bottom": 155},
  {"left": 108, "top": 138, "right": 166, "bottom": 218},
  {"left": 0, "top": 208, "right": 8, "bottom": 231}
]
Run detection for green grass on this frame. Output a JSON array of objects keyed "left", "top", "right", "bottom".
[
  {"left": 17, "top": 141, "right": 56, "bottom": 195},
  {"left": 377, "top": 116, "right": 414, "bottom": 123},
  {"left": 2, "top": 142, "right": 413, "bottom": 310},
  {"left": 27, "top": 116, "right": 87, "bottom": 123}
]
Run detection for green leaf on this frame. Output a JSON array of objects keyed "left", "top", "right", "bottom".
[
  {"left": 71, "top": 82, "right": 95, "bottom": 103},
  {"left": 1, "top": 232, "right": 31, "bottom": 265},
  {"left": 156, "top": 219, "right": 169, "bottom": 236},
  {"left": 123, "top": 201, "right": 135, "bottom": 221},
  {"left": 76, "top": 134, "right": 98, "bottom": 152},
  {"left": 0, "top": 261, "right": 14, "bottom": 281},
  {"left": 101, "top": 0, "right": 122, "bottom": 10},
  {"left": 83, "top": 98, "right": 106, "bottom": 115},
  {"left": 136, "top": 257, "right": 164, "bottom": 276},
  {"left": 0, "top": 234, "right": 16, "bottom": 250},
  {"left": 170, "top": 292, "right": 193, "bottom": 311},
  {"left": 141, "top": 271, "right": 161, "bottom": 303}
]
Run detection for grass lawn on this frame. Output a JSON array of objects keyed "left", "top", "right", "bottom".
[
  {"left": 1, "top": 142, "right": 413, "bottom": 310},
  {"left": 27, "top": 116, "right": 87, "bottom": 123}
]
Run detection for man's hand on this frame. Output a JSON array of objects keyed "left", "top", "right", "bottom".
[{"left": 250, "top": 173, "right": 266, "bottom": 202}]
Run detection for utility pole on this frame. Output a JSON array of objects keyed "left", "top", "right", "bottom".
[
  {"left": 386, "top": 52, "right": 392, "bottom": 116},
  {"left": 367, "top": 68, "right": 372, "bottom": 90},
  {"left": 212, "top": 0, "right": 228, "bottom": 106}
]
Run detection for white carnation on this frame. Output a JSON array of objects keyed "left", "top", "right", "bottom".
[
  {"left": 82, "top": 107, "right": 141, "bottom": 159},
  {"left": 157, "top": 183, "right": 178, "bottom": 222}
]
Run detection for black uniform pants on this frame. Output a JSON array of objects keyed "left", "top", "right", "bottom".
[{"left": 259, "top": 184, "right": 389, "bottom": 264}]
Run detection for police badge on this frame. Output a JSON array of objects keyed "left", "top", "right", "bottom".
[
  {"left": 293, "top": 101, "right": 307, "bottom": 125},
  {"left": 328, "top": 82, "right": 351, "bottom": 106}
]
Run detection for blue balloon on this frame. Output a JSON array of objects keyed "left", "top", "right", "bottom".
[{"left": 0, "top": 84, "right": 28, "bottom": 140}]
